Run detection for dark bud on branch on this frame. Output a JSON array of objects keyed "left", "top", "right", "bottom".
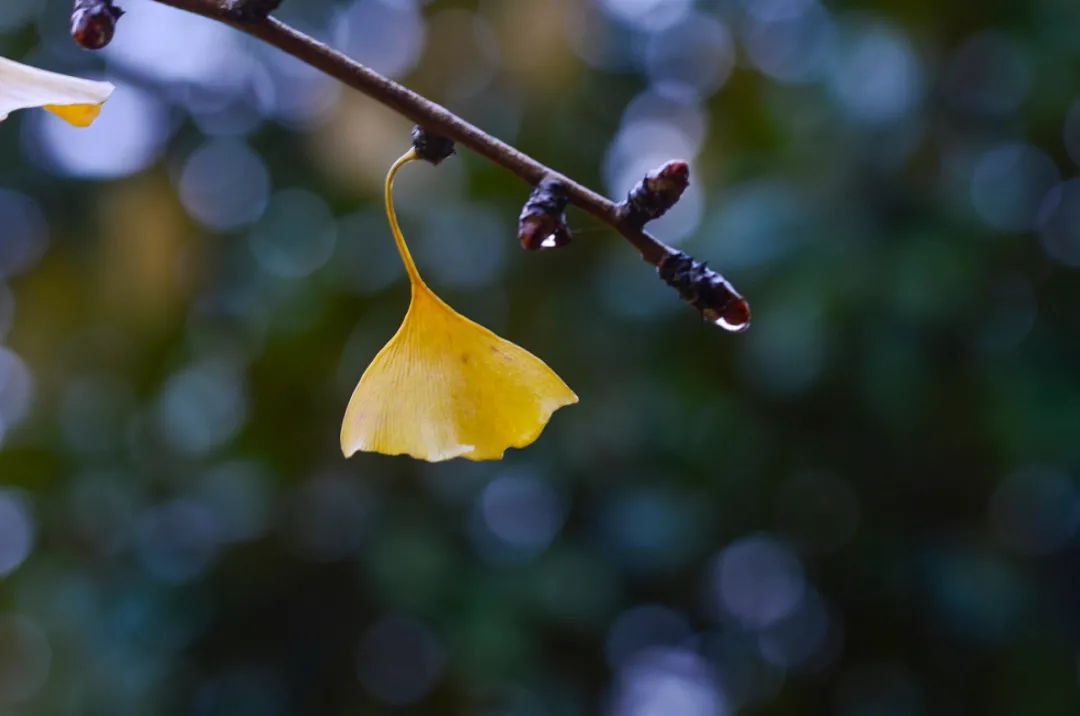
[
  {"left": 518, "top": 177, "right": 572, "bottom": 251},
  {"left": 411, "top": 126, "right": 455, "bottom": 165},
  {"left": 620, "top": 160, "right": 690, "bottom": 226},
  {"left": 658, "top": 251, "right": 751, "bottom": 332},
  {"left": 225, "top": 0, "right": 282, "bottom": 22},
  {"left": 70, "top": 0, "right": 123, "bottom": 50}
]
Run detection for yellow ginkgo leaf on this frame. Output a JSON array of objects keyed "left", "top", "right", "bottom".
[
  {"left": 341, "top": 149, "right": 578, "bottom": 462},
  {"left": 0, "top": 56, "right": 114, "bottom": 127}
]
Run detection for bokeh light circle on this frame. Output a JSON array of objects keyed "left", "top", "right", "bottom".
[
  {"left": 357, "top": 615, "right": 444, "bottom": 706},
  {"left": 0, "top": 285, "right": 12, "bottom": 341},
  {"left": 479, "top": 472, "right": 566, "bottom": 554},
  {"left": 0, "top": 615, "right": 51, "bottom": 705},
  {"left": 333, "top": 0, "right": 427, "bottom": 79},
  {"left": 741, "top": 0, "right": 835, "bottom": 84},
  {"left": 0, "top": 491, "right": 34, "bottom": 578},
  {"left": 989, "top": 467, "right": 1078, "bottom": 556},
  {"left": 157, "top": 360, "right": 248, "bottom": 456},
  {"left": 970, "top": 142, "right": 1058, "bottom": 232},
  {"left": 249, "top": 189, "right": 338, "bottom": 279},
  {"left": 945, "top": 31, "right": 1033, "bottom": 116},
  {"left": 645, "top": 14, "right": 735, "bottom": 98},
  {"left": 606, "top": 604, "right": 693, "bottom": 669},
  {"left": 0, "top": 190, "right": 47, "bottom": 279},
  {"left": 1066, "top": 99, "right": 1080, "bottom": 168},
  {"left": 32, "top": 83, "right": 171, "bottom": 179},
  {"left": 284, "top": 474, "right": 371, "bottom": 562},
  {"left": 105, "top": 0, "right": 242, "bottom": 86},
  {"left": 0, "top": 347, "right": 34, "bottom": 445},
  {"left": 757, "top": 588, "right": 832, "bottom": 669},
  {"left": 610, "top": 647, "right": 728, "bottom": 716},
  {"left": 599, "top": 0, "right": 692, "bottom": 32},
  {"left": 1038, "top": 179, "right": 1080, "bottom": 267},
  {"left": 179, "top": 140, "right": 271, "bottom": 231},
  {"left": 134, "top": 498, "right": 222, "bottom": 583},
  {"left": 710, "top": 534, "right": 806, "bottom": 629},
  {"left": 828, "top": 23, "right": 922, "bottom": 123}
]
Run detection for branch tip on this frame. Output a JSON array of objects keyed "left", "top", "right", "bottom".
[
  {"left": 410, "top": 126, "right": 456, "bottom": 165},
  {"left": 621, "top": 160, "right": 691, "bottom": 226},
  {"left": 71, "top": 0, "right": 124, "bottom": 50},
  {"left": 658, "top": 251, "right": 751, "bottom": 332},
  {"left": 519, "top": 177, "right": 572, "bottom": 251}
]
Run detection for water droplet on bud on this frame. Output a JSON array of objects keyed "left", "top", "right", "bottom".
[
  {"left": 519, "top": 177, "right": 572, "bottom": 250},
  {"left": 705, "top": 298, "right": 751, "bottom": 332}
]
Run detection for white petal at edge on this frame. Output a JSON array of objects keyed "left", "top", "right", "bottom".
[{"left": 0, "top": 56, "right": 114, "bottom": 121}]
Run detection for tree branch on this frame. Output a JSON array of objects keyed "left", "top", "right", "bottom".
[{"left": 107, "top": 0, "right": 749, "bottom": 328}]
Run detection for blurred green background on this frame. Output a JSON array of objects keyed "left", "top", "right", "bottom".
[{"left": 2, "top": 0, "right": 1080, "bottom": 713}]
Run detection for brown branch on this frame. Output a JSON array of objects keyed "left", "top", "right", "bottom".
[
  {"left": 105, "top": 0, "right": 749, "bottom": 327},
  {"left": 151, "top": 0, "right": 680, "bottom": 265}
]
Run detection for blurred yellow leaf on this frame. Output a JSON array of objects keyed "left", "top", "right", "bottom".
[
  {"left": 99, "top": 173, "right": 199, "bottom": 328},
  {"left": 341, "top": 150, "right": 577, "bottom": 462}
]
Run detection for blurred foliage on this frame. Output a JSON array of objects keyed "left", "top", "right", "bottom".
[{"left": 2, "top": 0, "right": 1080, "bottom": 714}]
